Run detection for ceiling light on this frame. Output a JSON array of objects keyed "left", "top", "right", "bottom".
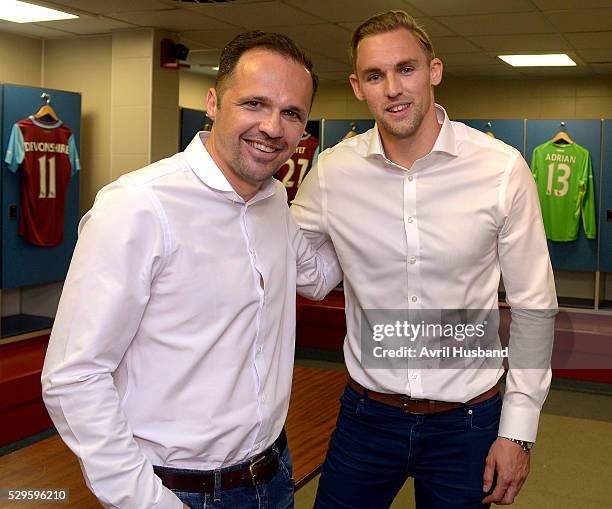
[
  {"left": 212, "top": 66, "right": 219, "bottom": 71},
  {"left": 0, "top": 0, "right": 78, "bottom": 23},
  {"left": 498, "top": 54, "right": 576, "bottom": 67}
]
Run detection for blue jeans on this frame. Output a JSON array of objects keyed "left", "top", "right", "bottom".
[
  {"left": 314, "top": 384, "right": 502, "bottom": 509},
  {"left": 161, "top": 441, "right": 294, "bottom": 509}
]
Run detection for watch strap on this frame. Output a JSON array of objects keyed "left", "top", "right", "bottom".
[{"left": 500, "top": 436, "right": 534, "bottom": 452}]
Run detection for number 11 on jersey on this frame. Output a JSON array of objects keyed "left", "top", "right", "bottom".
[{"left": 37, "top": 155, "right": 57, "bottom": 199}]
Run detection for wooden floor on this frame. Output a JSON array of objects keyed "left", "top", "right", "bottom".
[
  {"left": 0, "top": 365, "right": 346, "bottom": 508},
  {"left": 286, "top": 365, "right": 346, "bottom": 488}
]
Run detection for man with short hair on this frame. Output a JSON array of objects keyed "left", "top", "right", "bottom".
[
  {"left": 292, "top": 10, "right": 557, "bottom": 509},
  {"left": 42, "top": 31, "right": 341, "bottom": 509}
]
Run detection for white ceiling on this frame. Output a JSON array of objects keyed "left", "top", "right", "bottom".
[{"left": 2, "top": 0, "right": 611, "bottom": 81}]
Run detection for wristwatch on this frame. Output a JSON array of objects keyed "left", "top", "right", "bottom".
[{"left": 501, "top": 437, "right": 534, "bottom": 453}]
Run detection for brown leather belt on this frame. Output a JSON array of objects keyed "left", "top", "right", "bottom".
[
  {"left": 153, "top": 430, "right": 287, "bottom": 493},
  {"left": 348, "top": 378, "right": 500, "bottom": 415}
]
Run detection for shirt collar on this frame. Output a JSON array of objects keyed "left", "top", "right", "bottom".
[
  {"left": 29, "top": 115, "right": 62, "bottom": 129},
  {"left": 183, "top": 131, "right": 277, "bottom": 202},
  {"left": 184, "top": 132, "right": 234, "bottom": 192},
  {"left": 432, "top": 104, "right": 458, "bottom": 157},
  {"left": 366, "top": 103, "right": 458, "bottom": 160}
]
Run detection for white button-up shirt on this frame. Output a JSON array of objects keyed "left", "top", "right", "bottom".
[
  {"left": 292, "top": 105, "right": 557, "bottom": 443},
  {"left": 42, "top": 132, "right": 341, "bottom": 509}
]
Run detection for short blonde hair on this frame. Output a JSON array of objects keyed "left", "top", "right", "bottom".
[{"left": 350, "top": 10, "right": 435, "bottom": 67}]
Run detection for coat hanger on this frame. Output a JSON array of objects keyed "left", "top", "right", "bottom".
[
  {"left": 34, "top": 92, "right": 59, "bottom": 122},
  {"left": 342, "top": 122, "right": 358, "bottom": 140},
  {"left": 551, "top": 121, "right": 573, "bottom": 144}
]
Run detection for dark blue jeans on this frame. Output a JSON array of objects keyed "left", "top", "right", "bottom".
[
  {"left": 314, "top": 384, "right": 502, "bottom": 509},
  {"left": 160, "top": 441, "right": 294, "bottom": 509}
]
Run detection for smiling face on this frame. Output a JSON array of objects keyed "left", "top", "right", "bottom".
[
  {"left": 349, "top": 28, "right": 442, "bottom": 143},
  {"left": 205, "top": 48, "right": 313, "bottom": 200}
]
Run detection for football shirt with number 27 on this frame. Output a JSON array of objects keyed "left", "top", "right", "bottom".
[{"left": 276, "top": 133, "right": 319, "bottom": 204}]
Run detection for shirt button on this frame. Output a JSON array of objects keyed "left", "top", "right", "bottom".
[
  {"left": 261, "top": 396, "right": 266, "bottom": 403},
  {"left": 408, "top": 175, "right": 414, "bottom": 182},
  {"left": 409, "top": 256, "right": 417, "bottom": 264},
  {"left": 257, "top": 345, "right": 263, "bottom": 353},
  {"left": 411, "top": 296, "right": 418, "bottom": 302},
  {"left": 407, "top": 217, "right": 414, "bottom": 223},
  {"left": 410, "top": 373, "right": 418, "bottom": 380}
]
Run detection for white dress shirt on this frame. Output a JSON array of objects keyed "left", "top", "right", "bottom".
[
  {"left": 42, "top": 132, "right": 341, "bottom": 509},
  {"left": 292, "top": 105, "right": 557, "bottom": 443}
]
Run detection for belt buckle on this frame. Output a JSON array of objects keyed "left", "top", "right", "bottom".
[
  {"left": 401, "top": 395, "right": 425, "bottom": 415},
  {"left": 249, "top": 454, "right": 267, "bottom": 486}
]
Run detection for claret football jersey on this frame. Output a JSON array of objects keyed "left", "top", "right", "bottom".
[
  {"left": 530, "top": 140, "right": 596, "bottom": 242},
  {"left": 275, "top": 133, "right": 320, "bottom": 204},
  {"left": 5, "top": 116, "right": 80, "bottom": 247}
]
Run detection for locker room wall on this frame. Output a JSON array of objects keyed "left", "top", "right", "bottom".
[
  {"left": 2, "top": 29, "right": 612, "bottom": 220},
  {"left": 44, "top": 35, "right": 112, "bottom": 214},
  {"left": 0, "top": 28, "right": 609, "bottom": 309},
  {"left": 45, "top": 30, "right": 179, "bottom": 212},
  {"left": 0, "top": 32, "right": 41, "bottom": 88},
  {"left": 151, "top": 30, "right": 180, "bottom": 164},
  {"left": 179, "top": 71, "right": 216, "bottom": 111},
  {"left": 109, "top": 29, "right": 155, "bottom": 183},
  {"left": 309, "top": 77, "right": 612, "bottom": 120},
  {"left": 310, "top": 84, "right": 373, "bottom": 120},
  {"left": 438, "top": 77, "right": 612, "bottom": 119}
]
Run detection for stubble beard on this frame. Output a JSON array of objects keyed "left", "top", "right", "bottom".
[
  {"left": 378, "top": 100, "right": 426, "bottom": 139},
  {"left": 232, "top": 144, "right": 290, "bottom": 184}
]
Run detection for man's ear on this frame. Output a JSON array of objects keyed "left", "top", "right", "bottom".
[
  {"left": 206, "top": 88, "right": 219, "bottom": 120},
  {"left": 430, "top": 58, "right": 443, "bottom": 86},
  {"left": 349, "top": 73, "right": 365, "bottom": 101}
]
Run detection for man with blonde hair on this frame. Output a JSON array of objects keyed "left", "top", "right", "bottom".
[{"left": 292, "top": 10, "right": 556, "bottom": 509}]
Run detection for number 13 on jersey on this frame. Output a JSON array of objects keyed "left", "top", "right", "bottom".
[{"left": 545, "top": 162, "right": 571, "bottom": 197}]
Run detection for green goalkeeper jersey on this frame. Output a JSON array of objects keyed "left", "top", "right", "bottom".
[{"left": 530, "top": 140, "right": 596, "bottom": 242}]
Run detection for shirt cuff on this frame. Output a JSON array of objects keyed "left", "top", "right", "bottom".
[
  {"left": 498, "top": 401, "right": 542, "bottom": 443},
  {"left": 150, "top": 486, "right": 184, "bottom": 509}
]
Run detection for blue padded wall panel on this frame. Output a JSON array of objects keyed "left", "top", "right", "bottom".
[
  {"left": 1, "top": 84, "right": 81, "bottom": 288},
  {"left": 457, "top": 119, "right": 525, "bottom": 155},
  {"left": 180, "top": 108, "right": 212, "bottom": 151},
  {"left": 321, "top": 119, "right": 375, "bottom": 150},
  {"left": 526, "top": 120, "right": 601, "bottom": 272}
]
